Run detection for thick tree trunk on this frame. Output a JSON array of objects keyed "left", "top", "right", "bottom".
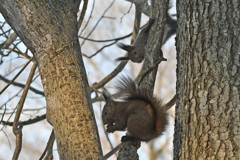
[
  {"left": 175, "top": 0, "right": 240, "bottom": 159},
  {"left": 0, "top": 0, "right": 103, "bottom": 159}
]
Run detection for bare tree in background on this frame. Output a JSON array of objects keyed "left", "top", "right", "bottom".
[{"left": 0, "top": 0, "right": 177, "bottom": 159}]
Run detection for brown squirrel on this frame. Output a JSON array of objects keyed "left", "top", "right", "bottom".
[
  {"left": 116, "top": 19, "right": 154, "bottom": 63},
  {"left": 116, "top": 13, "right": 177, "bottom": 63},
  {"left": 102, "top": 76, "right": 169, "bottom": 159}
]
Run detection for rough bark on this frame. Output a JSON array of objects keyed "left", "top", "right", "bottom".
[
  {"left": 0, "top": 0, "right": 103, "bottom": 159},
  {"left": 136, "top": 0, "right": 169, "bottom": 91},
  {"left": 174, "top": 0, "right": 240, "bottom": 159}
]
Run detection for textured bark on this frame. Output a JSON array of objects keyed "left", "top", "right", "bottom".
[
  {"left": 174, "top": 0, "right": 240, "bottom": 159},
  {"left": 0, "top": 0, "right": 103, "bottom": 159},
  {"left": 136, "top": 0, "right": 169, "bottom": 91},
  {"left": 117, "top": 141, "right": 141, "bottom": 160}
]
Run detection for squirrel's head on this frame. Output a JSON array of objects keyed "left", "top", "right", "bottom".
[
  {"left": 116, "top": 42, "right": 145, "bottom": 63},
  {"left": 102, "top": 91, "right": 115, "bottom": 125}
]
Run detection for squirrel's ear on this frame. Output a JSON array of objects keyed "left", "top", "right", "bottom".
[
  {"left": 115, "top": 57, "right": 129, "bottom": 61},
  {"left": 103, "top": 91, "right": 112, "bottom": 103},
  {"left": 116, "top": 42, "right": 135, "bottom": 52}
]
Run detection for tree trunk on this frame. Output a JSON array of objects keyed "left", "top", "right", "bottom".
[
  {"left": 174, "top": 0, "right": 240, "bottom": 159},
  {"left": 0, "top": 0, "right": 103, "bottom": 159}
]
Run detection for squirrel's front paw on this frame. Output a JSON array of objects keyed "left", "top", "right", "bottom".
[{"left": 106, "top": 124, "right": 114, "bottom": 133}]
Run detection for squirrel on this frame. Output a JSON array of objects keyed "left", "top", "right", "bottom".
[
  {"left": 102, "top": 76, "right": 170, "bottom": 159},
  {"left": 116, "top": 14, "right": 177, "bottom": 63},
  {"left": 116, "top": 19, "right": 154, "bottom": 63}
]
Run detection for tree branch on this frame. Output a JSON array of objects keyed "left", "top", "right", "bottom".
[
  {"left": 0, "top": 74, "right": 44, "bottom": 96},
  {"left": 0, "top": 57, "right": 34, "bottom": 95},
  {"left": 1, "top": 114, "right": 46, "bottom": 126},
  {"left": 162, "top": 94, "right": 176, "bottom": 111},
  {"left": 78, "top": 0, "right": 88, "bottom": 30},
  {"left": 39, "top": 129, "right": 55, "bottom": 160},
  {"left": 81, "top": 0, "right": 115, "bottom": 46},
  {"left": 0, "top": 32, "right": 17, "bottom": 49},
  {"left": 117, "top": 140, "right": 141, "bottom": 160},
  {"left": 125, "top": 0, "right": 150, "bottom": 16},
  {"left": 12, "top": 62, "right": 37, "bottom": 160}
]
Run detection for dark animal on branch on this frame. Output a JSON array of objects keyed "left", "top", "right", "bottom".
[{"left": 116, "top": 13, "right": 177, "bottom": 63}]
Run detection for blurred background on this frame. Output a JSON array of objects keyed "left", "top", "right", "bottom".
[{"left": 0, "top": 0, "right": 176, "bottom": 159}]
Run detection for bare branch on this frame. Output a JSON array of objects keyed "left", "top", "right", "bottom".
[
  {"left": 0, "top": 104, "right": 6, "bottom": 124},
  {"left": 1, "top": 114, "right": 46, "bottom": 126},
  {"left": 0, "top": 74, "right": 44, "bottom": 96},
  {"left": 79, "top": 32, "right": 132, "bottom": 43},
  {"left": 0, "top": 32, "right": 17, "bottom": 49},
  {"left": 0, "top": 57, "right": 34, "bottom": 95},
  {"left": 82, "top": 41, "right": 116, "bottom": 58},
  {"left": 103, "top": 144, "right": 120, "bottom": 160},
  {"left": 162, "top": 94, "right": 176, "bottom": 111},
  {"left": 43, "top": 131, "right": 55, "bottom": 160},
  {"left": 81, "top": 0, "right": 115, "bottom": 46},
  {"left": 12, "top": 62, "right": 37, "bottom": 160},
  {"left": 39, "top": 130, "right": 55, "bottom": 160},
  {"left": 137, "top": 57, "right": 167, "bottom": 86},
  {"left": 125, "top": 0, "right": 151, "bottom": 16},
  {"left": 7, "top": 48, "right": 32, "bottom": 59},
  {"left": 91, "top": 4, "right": 142, "bottom": 91},
  {"left": 78, "top": 0, "right": 88, "bottom": 30},
  {"left": 79, "top": 0, "right": 95, "bottom": 36}
]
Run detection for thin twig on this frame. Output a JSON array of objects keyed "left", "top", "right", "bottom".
[
  {"left": 92, "top": 61, "right": 128, "bottom": 90},
  {"left": 103, "top": 144, "right": 120, "bottom": 160},
  {"left": 0, "top": 104, "right": 6, "bottom": 124},
  {"left": 78, "top": 0, "right": 88, "bottom": 30},
  {"left": 82, "top": 41, "right": 116, "bottom": 58},
  {"left": 0, "top": 89, "right": 23, "bottom": 132},
  {"left": 120, "top": 2, "right": 134, "bottom": 22},
  {"left": 0, "top": 32, "right": 17, "bottom": 49},
  {"left": 89, "top": 85, "right": 102, "bottom": 94},
  {"left": 79, "top": 0, "right": 95, "bottom": 36},
  {"left": 2, "top": 114, "right": 46, "bottom": 126},
  {"left": 7, "top": 48, "right": 32, "bottom": 59},
  {"left": 39, "top": 130, "right": 55, "bottom": 160},
  {"left": 162, "top": 94, "right": 176, "bottom": 111},
  {"left": 137, "top": 57, "right": 167, "bottom": 86},
  {"left": 81, "top": 0, "right": 115, "bottom": 46},
  {"left": 0, "top": 74, "right": 44, "bottom": 96},
  {"left": 91, "top": 5, "right": 141, "bottom": 91},
  {"left": 0, "top": 57, "right": 34, "bottom": 95},
  {"left": 79, "top": 32, "right": 132, "bottom": 42},
  {"left": 12, "top": 62, "right": 37, "bottom": 160},
  {"left": 79, "top": 24, "right": 147, "bottom": 43},
  {"left": 2, "top": 129, "right": 12, "bottom": 149},
  {"left": 0, "top": 73, "right": 40, "bottom": 110},
  {"left": 44, "top": 131, "right": 55, "bottom": 160}
]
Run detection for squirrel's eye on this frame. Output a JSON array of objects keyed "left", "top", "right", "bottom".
[
  {"left": 134, "top": 52, "right": 137, "bottom": 54},
  {"left": 104, "top": 112, "right": 108, "bottom": 116}
]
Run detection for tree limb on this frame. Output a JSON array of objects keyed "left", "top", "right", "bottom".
[
  {"left": 78, "top": 0, "right": 88, "bottom": 30},
  {"left": 1, "top": 114, "right": 46, "bottom": 126},
  {"left": 0, "top": 32, "right": 17, "bottom": 49},
  {"left": 0, "top": 57, "right": 34, "bottom": 95},
  {"left": 39, "top": 129, "right": 55, "bottom": 160},
  {"left": 162, "top": 94, "right": 176, "bottom": 111},
  {"left": 0, "top": 74, "right": 44, "bottom": 96},
  {"left": 12, "top": 61, "right": 37, "bottom": 160}
]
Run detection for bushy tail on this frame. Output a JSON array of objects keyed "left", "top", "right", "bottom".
[{"left": 115, "top": 76, "right": 168, "bottom": 136}]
